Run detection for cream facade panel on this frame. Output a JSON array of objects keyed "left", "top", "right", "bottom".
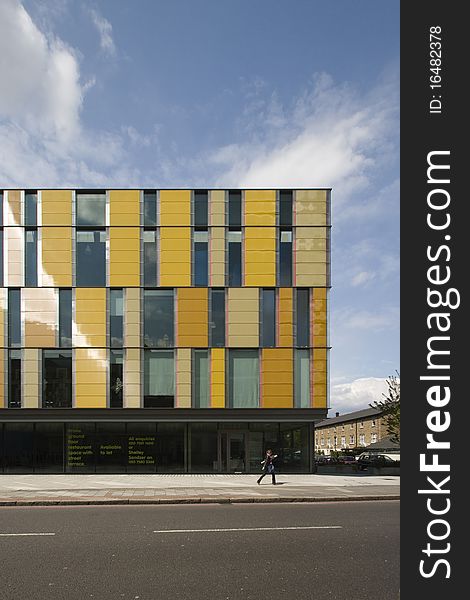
[
  {"left": 295, "top": 226, "right": 328, "bottom": 287},
  {"left": 5, "top": 226, "right": 24, "bottom": 287},
  {"left": 124, "top": 288, "right": 140, "bottom": 347},
  {"left": 295, "top": 190, "right": 328, "bottom": 226},
  {"left": 227, "top": 288, "right": 259, "bottom": 347},
  {"left": 209, "top": 190, "right": 225, "bottom": 226},
  {"left": 5, "top": 190, "right": 21, "bottom": 225},
  {"left": 124, "top": 348, "right": 141, "bottom": 408},
  {"left": 210, "top": 227, "right": 225, "bottom": 287},
  {"left": 0, "top": 289, "right": 5, "bottom": 348},
  {"left": 177, "top": 348, "right": 191, "bottom": 408},
  {"left": 23, "top": 348, "right": 40, "bottom": 408},
  {"left": 23, "top": 288, "right": 57, "bottom": 347},
  {"left": 0, "top": 349, "right": 4, "bottom": 408}
]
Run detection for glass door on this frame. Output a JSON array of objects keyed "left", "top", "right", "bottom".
[{"left": 219, "top": 431, "right": 247, "bottom": 472}]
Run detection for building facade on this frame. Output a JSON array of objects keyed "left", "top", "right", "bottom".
[
  {"left": 0, "top": 189, "right": 330, "bottom": 473},
  {"left": 314, "top": 408, "right": 386, "bottom": 455}
]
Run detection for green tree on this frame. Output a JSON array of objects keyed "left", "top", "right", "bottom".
[{"left": 370, "top": 372, "right": 400, "bottom": 444}]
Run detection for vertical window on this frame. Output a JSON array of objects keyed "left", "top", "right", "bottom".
[
  {"left": 228, "top": 190, "right": 242, "bottom": 228},
  {"left": 260, "top": 288, "right": 276, "bottom": 347},
  {"left": 8, "top": 289, "right": 21, "bottom": 347},
  {"left": 24, "top": 191, "right": 37, "bottom": 226},
  {"left": 42, "top": 350, "right": 72, "bottom": 408},
  {"left": 193, "top": 350, "right": 209, "bottom": 408},
  {"left": 294, "top": 349, "right": 310, "bottom": 408},
  {"left": 144, "top": 350, "right": 174, "bottom": 407},
  {"left": 227, "top": 231, "right": 242, "bottom": 286},
  {"left": 193, "top": 231, "right": 208, "bottom": 286},
  {"left": 76, "top": 230, "right": 106, "bottom": 286},
  {"left": 110, "top": 350, "right": 124, "bottom": 408},
  {"left": 143, "top": 230, "right": 158, "bottom": 286},
  {"left": 8, "top": 350, "right": 21, "bottom": 408},
  {"left": 59, "top": 289, "right": 72, "bottom": 347},
  {"left": 76, "top": 192, "right": 106, "bottom": 226},
  {"left": 110, "top": 289, "right": 124, "bottom": 347},
  {"left": 279, "top": 190, "right": 293, "bottom": 227},
  {"left": 144, "top": 191, "right": 157, "bottom": 226},
  {"left": 25, "top": 229, "right": 38, "bottom": 286},
  {"left": 209, "top": 289, "right": 225, "bottom": 347},
  {"left": 228, "top": 350, "right": 259, "bottom": 408},
  {"left": 144, "top": 290, "right": 174, "bottom": 348},
  {"left": 279, "top": 230, "right": 292, "bottom": 286},
  {"left": 194, "top": 190, "right": 208, "bottom": 228},
  {"left": 296, "top": 289, "right": 310, "bottom": 347}
]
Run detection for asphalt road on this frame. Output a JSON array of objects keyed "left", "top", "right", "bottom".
[{"left": 0, "top": 501, "right": 399, "bottom": 600}]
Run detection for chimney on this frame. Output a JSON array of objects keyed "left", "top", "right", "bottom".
[{"left": 335, "top": 412, "right": 340, "bottom": 417}]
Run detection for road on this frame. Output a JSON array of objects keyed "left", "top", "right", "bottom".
[{"left": 0, "top": 501, "right": 399, "bottom": 600}]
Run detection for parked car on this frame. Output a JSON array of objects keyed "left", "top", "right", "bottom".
[
  {"left": 337, "top": 455, "right": 357, "bottom": 464},
  {"left": 357, "top": 453, "right": 400, "bottom": 470}
]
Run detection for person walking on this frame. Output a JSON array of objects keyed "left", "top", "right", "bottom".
[{"left": 257, "top": 449, "right": 278, "bottom": 485}]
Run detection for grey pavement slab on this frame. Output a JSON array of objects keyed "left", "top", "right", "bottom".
[{"left": 0, "top": 473, "right": 399, "bottom": 506}]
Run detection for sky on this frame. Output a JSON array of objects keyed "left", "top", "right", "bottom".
[{"left": 0, "top": 0, "right": 400, "bottom": 415}]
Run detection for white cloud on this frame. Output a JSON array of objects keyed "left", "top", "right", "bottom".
[
  {"left": 351, "top": 271, "right": 375, "bottom": 287},
  {"left": 0, "top": 0, "right": 83, "bottom": 142},
  {"left": 88, "top": 7, "right": 116, "bottom": 57},
  {"left": 329, "top": 377, "right": 389, "bottom": 415},
  {"left": 334, "top": 305, "right": 399, "bottom": 333}
]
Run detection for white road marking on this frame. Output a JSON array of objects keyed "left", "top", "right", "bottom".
[
  {"left": 0, "top": 532, "right": 56, "bottom": 537},
  {"left": 153, "top": 526, "right": 342, "bottom": 533}
]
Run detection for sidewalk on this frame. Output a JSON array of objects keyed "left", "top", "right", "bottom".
[{"left": 0, "top": 473, "right": 400, "bottom": 506}]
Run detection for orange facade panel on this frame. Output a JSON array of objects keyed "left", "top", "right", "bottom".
[
  {"left": 41, "top": 190, "right": 72, "bottom": 226},
  {"left": 312, "top": 287, "right": 328, "bottom": 348},
  {"left": 278, "top": 288, "right": 293, "bottom": 347},
  {"left": 211, "top": 348, "right": 225, "bottom": 408},
  {"left": 261, "top": 348, "right": 293, "bottom": 408},
  {"left": 312, "top": 348, "right": 328, "bottom": 408},
  {"left": 109, "top": 227, "right": 140, "bottom": 286},
  {"left": 177, "top": 288, "right": 208, "bottom": 347},
  {"left": 160, "top": 190, "right": 191, "bottom": 226}
]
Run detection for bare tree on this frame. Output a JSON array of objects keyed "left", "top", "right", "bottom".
[{"left": 370, "top": 372, "right": 400, "bottom": 444}]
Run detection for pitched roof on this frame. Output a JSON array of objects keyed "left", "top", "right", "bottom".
[
  {"left": 315, "top": 407, "right": 382, "bottom": 428},
  {"left": 367, "top": 435, "right": 400, "bottom": 450}
]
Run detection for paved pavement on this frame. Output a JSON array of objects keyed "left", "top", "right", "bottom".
[{"left": 0, "top": 473, "right": 399, "bottom": 505}]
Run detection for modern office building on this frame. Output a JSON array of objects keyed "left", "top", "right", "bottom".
[{"left": 0, "top": 189, "right": 330, "bottom": 473}]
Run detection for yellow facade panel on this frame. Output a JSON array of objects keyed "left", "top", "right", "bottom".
[
  {"left": 160, "top": 190, "right": 191, "bottom": 226},
  {"left": 210, "top": 190, "right": 225, "bottom": 226},
  {"left": 160, "top": 227, "right": 191, "bottom": 286},
  {"left": 278, "top": 288, "right": 293, "bottom": 347},
  {"left": 109, "top": 190, "right": 140, "bottom": 226},
  {"left": 41, "top": 228, "right": 73, "bottom": 286},
  {"left": 177, "top": 288, "right": 208, "bottom": 346},
  {"left": 41, "top": 190, "right": 72, "bottom": 226},
  {"left": 244, "top": 190, "right": 276, "bottom": 226},
  {"left": 262, "top": 348, "right": 293, "bottom": 408},
  {"left": 211, "top": 348, "right": 225, "bottom": 408},
  {"left": 23, "top": 288, "right": 57, "bottom": 347},
  {"left": 74, "top": 289, "right": 106, "bottom": 347},
  {"left": 244, "top": 227, "right": 276, "bottom": 287},
  {"left": 6, "top": 191, "right": 21, "bottom": 225},
  {"left": 109, "top": 227, "right": 140, "bottom": 286},
  {"left": 75, "top": 348, "right": 107, "bottom": 408}
]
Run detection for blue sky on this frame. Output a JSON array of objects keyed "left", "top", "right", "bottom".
[{"left": 0, "top": 0, "right": 400, "bottom": 414}]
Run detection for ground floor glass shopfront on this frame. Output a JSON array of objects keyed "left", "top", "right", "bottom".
[{"left": 0, "top": 422, "right": 313, "bottom": 474}]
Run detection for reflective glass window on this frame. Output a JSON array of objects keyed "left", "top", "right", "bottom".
[
  {"left": 261, "top": 289, "right": 276, "bottom": 347},
  {"left": 24, "top": 191, "right": 37, "bottom": 226},
  {"left": 279, "top": 190, "right": 293, "bottom": 227},
  {"left": 279, "top": 230, "right": 292, "bottom": 286},
  {"left": 65, "top": 423, "right": 96, "bottom": 473},
  {"left": 190, "top": 423, "right": 218, "bottom": 472},
  {"left": 296, "top": 289, "right": 310, "bottom": 347},
  {"left": 193, "top": 350, "right": 209, "bottom": 408},
  {"left": 42, "top": 350, "right": 72, "bottom": 408},
  {"left": 76, "top": 230, "right": 106, "bottom": 286},
  {"left": 35, "top": 423, "right": 64, "bottom": 473},
  {"left": 209, "top": 289, "right": 225, "bottom": 347},
  {"left": 228, "top": 350, "right": 259, "bottom": 408},
  {"left": 228, "top": 190, "right": 242, "bottom": 228},
  {"left": 25, "top": 229, "right": 38, "bottom": 286},
  {"left": 8, "top": 350, "right": 21, "bottom": 408},
  {"left": 194, "top": 230, "right": 208, "bottom": 286},
  {"left": 227, "top": 230, "right": 242, "bottom": 286},
  {"left": 110, "top": 289, "right": 124, "bottom": 347},
  {"left": 294, "top": 349, "right": 310, "bottom": 408},
  {"left": 96, "top": 423, "right": 126, "bottom": 473},
  {"left": 59, "top": 289, "right": 72, "bottom": 347},
  {"left": 143, "top": 229, "right": 157, "bottom": 286},
  {"left": 194, "top": 190, "right": 208, "bottom": 228},
  {"left": 156, "top": 423, "right": 184, "bottom": 472},
  {"left": 144, "top": 191, "right": 157, "bottom": 226},
  {"left": 110, "top": 350, "right": 124, "bottom": 408},
  {"left": 76, "top": 192, "right": 106, "bottom": 226},
  {"left": 144, "top": 350, "right": 174, "bottom": 408},
  {"left": 4, "top": 423, "right": 33, "bottom": 472},
  {"left": 144, "top": 290, "right": 174, "bottom": 348},
  {"left": 8, "top": 289, "right": 21, "bottom": 347}
]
